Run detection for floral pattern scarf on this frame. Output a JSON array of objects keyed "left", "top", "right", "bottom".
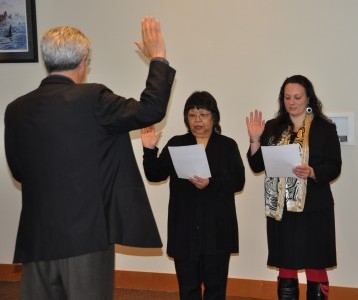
[{"left": 264, "top": 114, "right": 313, "bottom": 221}]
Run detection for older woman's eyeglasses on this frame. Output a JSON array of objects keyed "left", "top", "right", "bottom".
[{"left": 187, "top": 112, "right": 212, "bottom": 120}]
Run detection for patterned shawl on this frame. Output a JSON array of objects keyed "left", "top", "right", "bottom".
[{"left": 264, "top": 114, "right": 313, "bottom": 221}]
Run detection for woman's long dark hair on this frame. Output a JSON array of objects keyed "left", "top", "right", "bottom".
[
  {"left": 271, "top": 75, "right": 328, "bottom": 142},
  {"left": 183, "top": 91, "right": 222, "bottom": 134}
]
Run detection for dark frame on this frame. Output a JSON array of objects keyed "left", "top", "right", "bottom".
[{"left": 0, "top": 0, "right": 38, "bottom": 63}]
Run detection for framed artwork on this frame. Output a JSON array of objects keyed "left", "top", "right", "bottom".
[{"left": 0, "top": 0, "right": 38, "bottom": 63}]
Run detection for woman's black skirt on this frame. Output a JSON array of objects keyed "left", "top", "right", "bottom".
[{"left": 266, "top": 206, "right": 336, "bottom": 270}]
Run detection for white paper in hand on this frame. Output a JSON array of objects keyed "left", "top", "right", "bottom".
[
  {"left": 168, "top": 144, "right": 211, "bottom": 179},
  {"left": 261, "top": 144, "right": 301, "bottom": 178}
]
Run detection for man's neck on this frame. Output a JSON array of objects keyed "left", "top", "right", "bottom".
[
  {"left": 50, "top": 70, "right": 79, "bottom": 83},
  {"left": 49, "top": 62, "right": 86, "bottom": 84}
]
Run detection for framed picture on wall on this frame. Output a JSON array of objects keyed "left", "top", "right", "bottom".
[{"left": 0, "top": 0, "right": 38, "bottom": 63}]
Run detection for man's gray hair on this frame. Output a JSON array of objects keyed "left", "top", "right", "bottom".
[{"left": 40, "top": 26, "right": 91, "bottom": 73}]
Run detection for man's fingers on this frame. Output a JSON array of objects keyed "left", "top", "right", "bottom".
[{"left": 135, "top": 41, "right": 144, "bottom": 52}]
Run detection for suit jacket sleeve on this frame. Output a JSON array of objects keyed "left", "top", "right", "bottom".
[{"left": 94, "top": 61, "right": 175, "bottom": 133}]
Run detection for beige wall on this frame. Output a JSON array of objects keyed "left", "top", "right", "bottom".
[{"left": 1, "top": 0, "right": 357, "bottom": 288}]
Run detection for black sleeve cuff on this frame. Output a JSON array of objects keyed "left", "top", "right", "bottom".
[{"left": 151, "top": 57, "right": 169, "bottom": 65}]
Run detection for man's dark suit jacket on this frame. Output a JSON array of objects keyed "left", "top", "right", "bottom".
[{"left": 5, "top": 61, "right": 176, "bottom": 263}]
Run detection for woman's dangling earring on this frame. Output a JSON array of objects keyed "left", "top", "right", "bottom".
[{"left": 306, "top": 98, "right": 312, "bottom": 114}]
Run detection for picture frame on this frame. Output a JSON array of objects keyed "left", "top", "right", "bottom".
[{"left": 0, "top": 0, "right": 38, "bottom": 63}]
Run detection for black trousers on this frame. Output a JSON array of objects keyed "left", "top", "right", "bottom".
[
  {"left": 20, "top": 246, "right": 114, "bottom": 300},
  {"left": 174, "top": 254, "right": 231, "bottom": 300}
]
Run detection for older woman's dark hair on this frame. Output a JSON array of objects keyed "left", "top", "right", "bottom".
[
  {"left": 183, "top": 91, "right": 221, "bottom": 134},
  {"left": 271, "top": 75, "right": 329, "bottom": 142}
]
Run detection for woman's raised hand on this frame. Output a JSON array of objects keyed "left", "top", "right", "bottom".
[
  {"left": 246, "top": 109, "right": 265, "bottom": 141},
  {"left": 141, "top": 125, "right": 162, "bottom": 149}
]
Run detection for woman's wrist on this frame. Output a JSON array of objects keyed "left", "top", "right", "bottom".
[
  {"left": 309, "top": 167, "right": 316, "bottom": 179},
  {"left": 249, "top": 137, "right": 260, "bottom": 143}
]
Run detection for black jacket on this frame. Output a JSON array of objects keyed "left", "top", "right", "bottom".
[
  {"left": 5, "top": 61, "right": 176, "bottom": 263},
  {"left": 247, "top": 117, "right": 342, "bottom": 212},
  {"left": 143, "top": 132, "right": 245, "bottom": 258}
]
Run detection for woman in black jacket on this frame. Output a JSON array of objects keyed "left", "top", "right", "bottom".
[
  {"left": 142, "top": 91, "right": 245, "bottom": 300},
  {"left": 246, "top": 75, "right": 341, "bottom": 300}
]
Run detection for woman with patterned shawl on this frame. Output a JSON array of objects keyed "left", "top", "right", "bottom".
[{"left": 246, "top": 75, "right": 341, "bottom": 300}]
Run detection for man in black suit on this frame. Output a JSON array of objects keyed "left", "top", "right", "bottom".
[{"left": 4, "top": 16, "right": 175, "bottom": 300}]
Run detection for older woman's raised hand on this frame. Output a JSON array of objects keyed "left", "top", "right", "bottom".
[
  {"left": 246, "top": 109, "right": 265, "bottom": 142},
  {"left": 141, "top": 125, "right": 162, "bottom": 149}
]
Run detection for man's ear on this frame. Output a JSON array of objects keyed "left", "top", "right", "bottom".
[{"left": 81, "top": 55, "right": 88, "bottom": 66}]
